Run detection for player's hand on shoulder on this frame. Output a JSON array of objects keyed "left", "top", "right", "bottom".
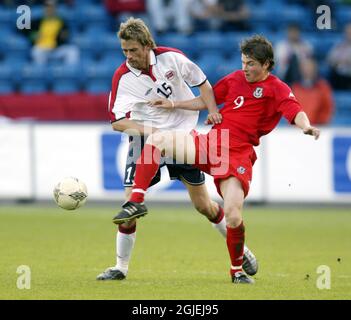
[
  {"left": 148, "top": 98, "right": 173, "bottom": 109},
  {"left": 205, "top": 112, "right": 222, "bottom": 125},
  {"left": 303, "top": 126, "right": 320, "bottom": 140}
]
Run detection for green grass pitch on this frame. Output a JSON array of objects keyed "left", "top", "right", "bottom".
[{"left": 0, "top": 204, "right": 350, "bottom": 300}]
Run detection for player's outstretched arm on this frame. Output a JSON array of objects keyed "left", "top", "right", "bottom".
[
  {"left": 293, "top": 111, "right": 320, "bottom": 140},
  {"left": 199, "top": 80, "right": 222, "bottom": 125},
  {"left": 149, "top": 96, "right": 206, "bottom": 110},
  {"left": 149, "top": 81, "right": 222, "bottom": 124}
]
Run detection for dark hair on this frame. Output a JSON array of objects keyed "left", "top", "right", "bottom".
[
  {"left": 118, "top": 17, "right": 156, "bottom": 49},
  {"left": 240, "top": 35, "right": 275, "bottom": 71}
]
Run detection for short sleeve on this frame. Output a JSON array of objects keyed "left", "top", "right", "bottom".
[
  {"left": 275, "top": 80, "right": 303, "bottom": 124},
  {"left": 108, "top": 64, "right": 131, "bottom": 123},
  {"left": 213, "top": 76, "right": 229, "bottom": 105},
  {"left": 174, "top": 53, "right": 207, "bottom": 87},
  {"left": 110, "top": 89, "right": 133, "bottom": 122}
]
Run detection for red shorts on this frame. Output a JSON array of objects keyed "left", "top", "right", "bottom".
[{"left": 191, "top": 130, "right": 257, "bottom": 198}]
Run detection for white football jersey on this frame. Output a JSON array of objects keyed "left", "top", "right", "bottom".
[{"left": 108, "top": 47, "right": 207, "bottom": 131}]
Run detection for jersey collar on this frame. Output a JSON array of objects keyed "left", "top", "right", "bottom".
[{"left": 126, "top": 50, "right": 157, "bottom": 77}]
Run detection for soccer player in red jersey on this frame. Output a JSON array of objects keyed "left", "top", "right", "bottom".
[{"left": 113, "top": 35, "right": 320, "bottom": 284}]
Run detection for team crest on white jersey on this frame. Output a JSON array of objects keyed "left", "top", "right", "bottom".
[
  {"left": 253, "top": 87, "right": 263, "bottom": 98},
  {"left": 165, "top": 70, "right": 175, "bottom": 81}
]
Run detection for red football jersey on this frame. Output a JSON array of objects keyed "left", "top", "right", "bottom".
[{"left": 212, "top": 70, "right": 302, "bottom": 146}]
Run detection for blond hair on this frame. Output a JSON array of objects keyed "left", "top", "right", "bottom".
[{"left": 118, "top": 17, "right": 156, "bottom": 48}]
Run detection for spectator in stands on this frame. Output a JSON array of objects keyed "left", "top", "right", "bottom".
[
  {"left": 327, "top": 23, "right": 351, "bottom": 90},
  {"left": 104, "top": 0, "right": 145, "bottom": 14},
  {"left": 292, "top": 58, "right": 334, "bottom": 125},
  {"left": 146, "top": 0, "right": 192, "bottom": 35},
  {"left": 28, "top": 0, "right": 79, "bottom": 65},
  {"left": 275, "top": 23, "right": 313, "bottom": 85},
  {"left": 209, "top": 0, "right": 251, "bottom": 31},
  {"left": 104, "top": 0, "right": 146, "bottom": 23},
  {"left": 188, "top": 0, "right": 218, "bottom": 32}
]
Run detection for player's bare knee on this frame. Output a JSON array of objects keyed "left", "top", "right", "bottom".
[
  {"left": 193, "top": 201, "right": 212, "bottom": 217},
  {"left": 224, "top": 205, "right": 243, "bottom": 227}
]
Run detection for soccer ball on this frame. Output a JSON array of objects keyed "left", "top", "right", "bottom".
[{"left": 53, "top": 177, "right": 88, "bottom": 210}]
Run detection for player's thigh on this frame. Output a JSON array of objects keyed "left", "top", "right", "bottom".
[
  {"left": 147, "top": 130, "right": 196, "bottom": 164},
  {"left": 172, "top": 131, "right": 196, "bottom": 164},
  {"left": 219, "top": 176, "right": 245, "bottom": 215},
  {"left": 181, "top": 178, "right": 213, "bottom": 212}
]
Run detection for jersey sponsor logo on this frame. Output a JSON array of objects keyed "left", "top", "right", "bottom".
[
  {"left": 253, "top": 87, "right": 263, "bottom": 98},
  {"left": 144, "top": 88, "right": 153, "bottom": 96},
  {"left": 333, "top": 136, "right": 351, "bottom": 193},
  {"left": 237, "top": 166, "right": 246, "bottom": 174},
  {"left": 165, "top": 70, "right": 175, "bottom": 81}
]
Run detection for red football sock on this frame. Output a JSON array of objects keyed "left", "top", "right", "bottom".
[
  {"left": 226, "top": 221, "right": 245, "bottom": 276},
  {"left": 129, "top": 144, "right": 161, "bottom": 203}
]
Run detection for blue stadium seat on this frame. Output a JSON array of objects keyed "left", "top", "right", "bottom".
[
  {"left": 278, "top": 5, "right": 312, "bottom": 29},
  {"left": 98, "top": 33, "right": 122, "bottom": 57},
  {"left": 20, "top": 64, "right": 50, "bottom": 91},
  {"left": 333, "top": 91, "right": 351, "bottom": 126},
  {"left": 0, "top": 81, "right": 13, "bottom": 94},
  {"left": 52, "top": 80, "right": 80, "bottom": 94},
  {"left": 197, "top": 53, "right": 226, "bottom": 84},
  {"left": 305, "top": 32, "right": 342, "bottom": 61},
  {"left": 72, "top": 33, "right": 99, "bottom": 56},
  {"left": 76, "top": 4, "right": 109, "bottom": 29},
  {"left": 85, "top": 63, "right": 115, "bottom": 79},
  {"left": 157, "top": 33, "right": 197, "bottom": 59},
  {"left": 195, "top": 32, "right": 228, "bottom": 56},
  {"left": 0, "top": 34, "right": 30, "bottom": 60},
  {"left": 85, "top": 79, "right": 110, "bottom": 94},
  {"left": 0, "top": 62, "right": 16, "bottom": 90},
  {"left": 224, "top": 32, "right": 253, "bottom": 54},
  {"left": 335, "top": 5, "right": 351, "bottom": 28},
  {"left": 0, "top": 8, "right": 15, "bottom": 29},
  {"left": 214, "top": 56, "right": 241, "bottom": 82},
  {"left": 99, "top": 53, "right": 125, "bottom": 70},
  {"left": 20, "top": 82, "right": 48, "bottom": 94},
  {"left": 29, "top": 5, "right": 44, "bottom": 20},
  {"left": 50, "top": 64, "right": 82, "bottom": 88}
]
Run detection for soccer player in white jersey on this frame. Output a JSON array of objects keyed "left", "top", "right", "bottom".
[{"left": 97, "top": 17, "right": 257, "bottom": 280}]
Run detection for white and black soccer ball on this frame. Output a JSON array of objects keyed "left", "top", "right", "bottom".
[{"left": 53, "top": 177, "right": 88, "bottom": 210}]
